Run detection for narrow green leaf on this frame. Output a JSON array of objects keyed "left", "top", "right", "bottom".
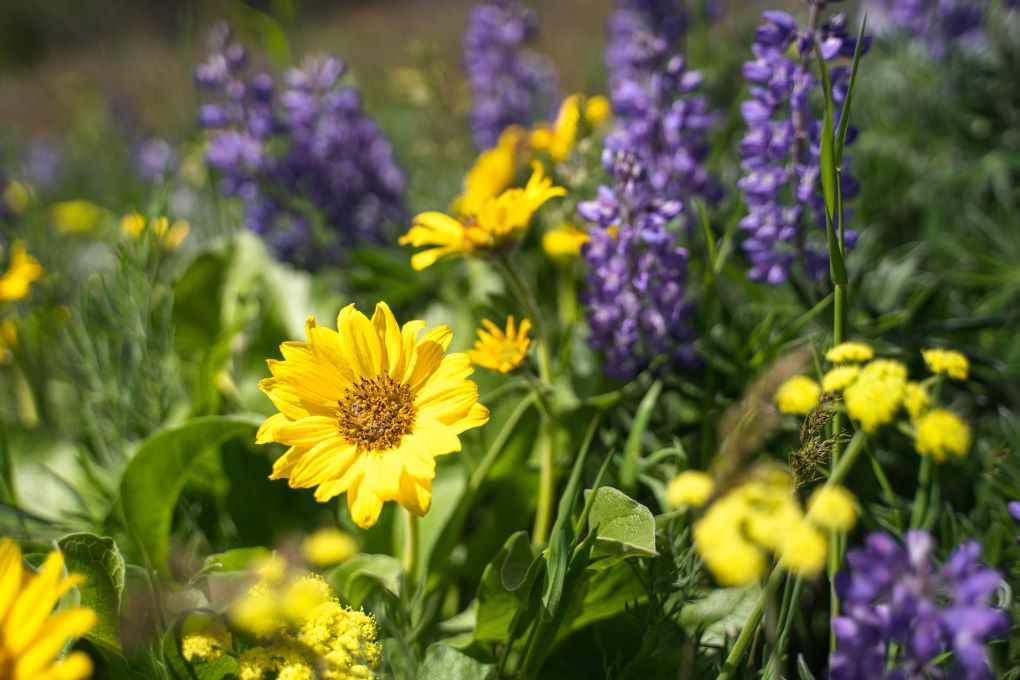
[
  {"left": 58, "top": 533, "right": 126, "bottom": 653},
  {"left": 619, "top": 379, "right": 663, "bottom": 493},
  {"left": 816, "top": 49, "right": 837, "bottom": 225},
  {"left": 835, "top": 15, "right": 869, "bottom": 162}
]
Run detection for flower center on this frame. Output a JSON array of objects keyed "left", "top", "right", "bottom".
[{"left": 336, "top": 374, "right": 416, "bottom": 451}]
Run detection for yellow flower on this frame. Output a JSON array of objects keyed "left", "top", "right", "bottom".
[
  {"left": 467, "top": 315, "right": 532, "bottom": 374},
  {"left": 181, "top": 615, "right": 232, "bottom": 662},
  {"left": 302, "top": 528, "right": 358, "bottom": 568},
  {"left": 775, "top": 375, "right": 821, "bottom": 415},
  {"left": 121, "top": 213, "right": 190, "bottom": 249},
  {"left": 914, "top": 409, "right": 971, "bottom": 463},
  {"left": 806, "top": 485, "right": 857, "bottom": 533},
  {"left": 821, "top": 365, "right": 860, "bottom": 393},
  {"left": 693, "top": 496, "right": 767, "bottom": 586},
  {"left": 776, "top": 521, "right": 828, "bottom": 577},
  {"left": 50, "top": 200, "right": 103, "bottom": 234},
  {"left": 257, "top": 302, "right": 489, "bottom": 528},
  {"left": 452, "top": 126, "right": 524, "bottom": 216},
  {"left": 0, "top": 319, "right": 17, "bottom": 363},
  {"left": 298, "top": 601, "right": 381, "bottom": 678},
  {"left": 904, "top": 381, "right": 930, "bottom": 419},
  {"left": 0, "top": 242, "right": 43, "bottom": 302},
  {"left": 922, "top": 348, "right": 969, "bottom": 381},
  {"left": 666, "top": 470, "right": 714, "bottom": 508},
  {"left": 3, "top": 181, "right": 31, "bottom": 214},
  {"left": 531, "top": 94, "right": 582, "bottom": 162},
  {"left": 541, "top": 223, "right": 590, "bottom": 260},
  {"left": 585, "top": 95, "right": 611, "bottom": 127},
  {"left": 843, "top": 359, "right": 907, "bottom": 432},
  {"left": 825, "top": 341, "right": 874, "bottom": 364},
  {"left": 231, "top": 582, "right": 281, "bottom": 638},
  {"left": 0, "top": 538, "right": 97, "bottom": 680},
  {"left": 401, "top": 163, "right": 565, "bottom": 270}
]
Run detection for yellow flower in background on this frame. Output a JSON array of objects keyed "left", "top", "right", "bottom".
[
  {"left": 542, "top": 223, "right": 590, "bottom": 260},
  {"left": 181, "top": 615, "right": 232, "bottom": 662},
  {"left": 121, "top": 212, "right": 190, "bottom": 250},
  {"left": 257, "top": 302, "right": 489, "bottom": 528},
  {"left": 298, "top": 601, "right": 381, "bottom": 678},
  {"left": 401, "top": 163, "right": 565, "bottom": 270},
  {"left": 914, "top": 409, "right": 971, "bottom": 462},
  {"left": 585, "top": 95, "right": 611, "bottom": 127},
  {"left": 843, "top": 359, "right": 907, "bottom": 432},
  {"left": 0, "top": 538, "right": 97, "bottom": 680},
  {"left": 666, "top": 470, "right": 714, "bottom": 508},
  {"left": 0, "top": 242, "right": 43, "bottom": 302},
  {"left": 825, "top": 341, "right": 874, "bottom": 364},
  {"left": 3, "top": 181, "right": 32, "bottom": 214},
  {"left": 776, "top": 521, "right": 828, "bottom": 577},
  {"left": 806, "top": 485, "right": 857, "bottom": 533},
  {"left": 302, "top": 528, "right": 358, "bottom": 568},
  {"left": 531, "top": 94, "right": 581, "bottom": 162},
  {"left": 775, "top": 375, "right": 821, "bottom": 415},
  {"left": 822, "top": 365, "right": 860, "bottom": 393},
  {"left": 467, "top": 315, "right": 532, "bottom": 374},
  {"left": 922, "top": 348, "right": 969, "bottom": 380},
  {"left": 453, "top": 125, "right": 524, "bottom": 216},
  {"left": 0, "top": 319, "right": 18, "bottom": 362},
  {"left": 50, "top": 200, "right": 103, "bottom": 234},
  {"left": 904, "top": 381, "right": 930, "bottom": 419}
]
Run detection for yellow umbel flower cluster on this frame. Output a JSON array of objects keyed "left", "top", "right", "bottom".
[
  {"left": 181, "top": 615, "right": 232, "bottom": 662},
  {"left": 666, "top": 470, "right": 714, "bottom": 508},
  {"left": 921, "top": 348, "right": 969, "bottom": 381},
  {"left": 467, "top": 315, "right": 532, "bottom": 374},
  {"left": 775, "top": 375, "right": 821, "bottom": 415},
  {"left": 842, "top": 359, "right": 908, "bottom": 433},
  {"left": 691, "top": 468, "right": 855, "bottom": 586},
  {"left": 914, "top": 409, "right": 971, "bottom": 463},
  {"left": 825, "top": 341, "right": 874, "bottom": 364},
  {"left": 302, "top": 528, "right": 359, "bottom": 568},
  {"left": 228, "top": 572, "right": 381, "bottom": 680},
  {"left": 0, "top": 242, "right": 43, "bottom": 303},
  {"left": 257, "top": 302, "right": 489, "bottom": 528},
  {"left": 0, "top": 538, "right": 96, "bottom": 680},
  {"left": 401, "top": 163, "right": 565, "bottom": 271}
]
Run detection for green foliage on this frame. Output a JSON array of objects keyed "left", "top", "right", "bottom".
[{"left": 58, "top": 532, "right": 126, "bottom": 652}]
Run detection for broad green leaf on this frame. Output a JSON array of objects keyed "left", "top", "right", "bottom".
[
  {"left": 678, "top": 585, "right": 762, "bottom": 646},
  {"left": 326, "top": 553, "right": 401, "bottom": 607},
  {"left": 118, "top": 416, "right": 260, "bottom": 574},
  {"left": 562, "top": 560, "right": 647, "bottom": 635},
  {"left": 202, "top": 547, "right": 271, "bottom": 573},
  {"left": 585, "top": 487, "right": 658, "bottom": 559},
  {"left": 474, "top": 531, "right": 540, "bottom": 642},
  {"left": 58, "top": 533, "right": 126, "bottom": 652},
  {"left": 417, "top": 644, "right": 496, "bottom": 680}
]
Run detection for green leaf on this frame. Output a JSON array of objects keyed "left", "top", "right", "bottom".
[
  {"left": 118, "top": 416, "right": 260, "bottom": 574},
  {"left": 619, "top": 379, "right": 662, "bottom": 493},
  {"left": 563, "top": 560, "right": 646, "bottom": 636},
  {"left": 417, "top": 644, "right": 496, "bottom": 680},
  {"left": 325, "top": 553, "right": 401, "bottom": 607},
  {"left": 835, "top": 15, "right": 868, "bottom": 162},
  {"left": 58, "top": 533, "right": 126, "bottom": 653},
  {"left": 797, "top": 655, "right": 819, "bottom": 680},
  {"left": 585, "top": 487, "right": 658, "bottom": 560},
  {"left": 678, "top": 585, "right": 762, "bottom": 646},
  {"left": 474, "top": 531, "right": 540, "bottom": 642},
  {"left": 202, "top": 547, "right": 270, "bottom": 573}
]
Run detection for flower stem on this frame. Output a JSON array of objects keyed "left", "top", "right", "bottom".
[
  {"left": 497, "top": 257, "right": 552, "bottom": 384},
  {"left": 532, "top": 417, "right": 557, "bottom": 545},
  {"left": 403, "top": 509, "right": 419, "bottom": 587},
  {"left": 909, "top": 454, "right": 932, "bottom": 528}
]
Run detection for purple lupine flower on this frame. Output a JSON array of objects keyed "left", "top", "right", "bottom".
[
  {"left": 737, "top": 9, "right": 867, "bottom": 285},
  {"left": 136, "top": 138, "right": 178, "bottom": 184},
  {"left": 22, "top": 139, "right": 62, "bottom": 189},
  {"left": 463, "top": 0, "right": 558, "bottom": 150},
  {"left": 195, "top": 24, "right": 406, "bottom": 269},
  {"left": 865, "top": 0, "right": 988, "bottom": 59},
  {"left": 830, "top": 531, "right": 1009, "bottom": 680}
]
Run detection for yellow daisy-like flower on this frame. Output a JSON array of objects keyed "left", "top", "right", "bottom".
[
  {"left": 302, "top": 528, "right": 358, "bottom": 568},
  {"left": 584, "top": 95, "right": 611, "bottom": 127},
  {"left": 806, "top": 485, "right": 857, "bottom": 533},
  {"left": 466, "top": 316, "right": 532, "bottom": 374},
  {"left": 775, "top": 375, "right": 821, "bottom": 415},
  {"left": 921, "top": 348, "right": 969, "bottom": 381},
  {"left": 821, "top": 365, "right": 860, "bottom": 393},
  {"left": 541, "top": 223, "right": 590, "bottom": 261},
  {"left": 401, "top": 163, "right": 565, "bottom": 271},
  {"left": 531, "top": 94, "right": 582, "bottom": 162},
  {"left": 825, "top": 341, "right": 874, "bottom": 364},
  {"left": 904, "top": 381, "right": 930, "bottom": 419},
  {"left": 0, "top": 242, "right": 44, "bottom": 302},
  {"left": 120, "top": 213, "right": 190, "bottom": 250},
  {"left": 914, "top": 409, "right": 971, "bottom": 463},
  {"left": 257, "top": 302, "right": 489, "bottom": 528},
  {"left": 666, "top": 470, "right": 714, "bottom": 508},
  {"left": 452, "top": 125, "right": 524, "bottom": 216},
  {"left": 0, "top": 538, "right": 97, "bottom": 680},
  {"left": 843, "top": 359, "right": 908, "bottom": 433}
]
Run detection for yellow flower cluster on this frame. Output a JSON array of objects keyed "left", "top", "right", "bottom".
[
  {"left": 842, "top": 359, "right": 908, "bottom": 433},
  {"left": 914, "top": 409, "right": 971, "bottom": 463},
  {"left": 0, "top": 242, "right": 43, "bottom": 303},
  {"left": 666, "top": 470, "right": 714, "bottom": 508},
  {"left": 121, "top": 212, "right": 190, "bottom": 249},
  {"left": 775, "top": 375, "right": 821, "bottom": 415},
  {"left": 302, "top": 528, "right": 359, "bottom": 568},
  {"left": 467, "top": 315, "right": 532, "bottom": 374},
  {"left": 825, "top": 341, "right": 875, "bottom": 364},
  {"left": 181, "top": 615, "right": 232, "bottom": 662},
  {"left": 691, "top": 468, "right": 855, "bottom": 586},
  {"left": 223, "top": 569, "right": 380, "bottom": 679},
  {"left": 529, "top": 94, "right": 610, "bottom": 162},
  {"left": 542, "top": 223, "right": 590, "bottom": 261},
  {"left": 921, "top": 348, "right": 969, "bottom": 380}
]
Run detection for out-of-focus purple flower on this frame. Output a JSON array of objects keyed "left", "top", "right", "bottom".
[
  {"left": 737, "top": 9, "right": 867, "bottom": 285},
  {"left": 22, "top": 139, "right": 62, "bottom": 189},
  {"left": 463, "top": 0, "right": 558, "bottom": 150},
  {"left": 195, "top": 24, "right": 406, "bottom": 269},
  {"left": 577, "top": 0, "right": 714, "bottom": 381},
  {"left": 830, "top": 531, "right": 1009, "bottom": 680},
  {"left": 136, "top": 138, "right": 178, "bottom": 184},
  {"left": 865, "top": 0, "right": 988, "bottom": 59}
]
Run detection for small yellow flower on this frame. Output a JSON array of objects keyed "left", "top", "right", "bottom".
[
  {"left": 401, "top": 163, "right": 565, "bottom": 270},
  {"left": 776, "top": 521, "right": 828, "bottom": 577},
  {"left": 825, "top": 341, "right": 874, "bottom": 364},
  {"left": 806, "top": 485, "right": 857, "bottom": 533},
  {"left": 121, "top": 212, "right": 190, "bottom": 249},
  {"left": 231, "top": 582, "right": 281, "bottom": 638},
  {"left": 666, "top": 470, "right": 714, "bottom": 508},
  {"left": 181, "top": 614, "right": 232, "bottom": 662},
  {"left": 585, "top": 95, "right": 611, "bottom": 127},
  {"left": 50, "top": 199, "right": 103, "bottom": 233},
  {"left": 843, "top": 359, "right": 907, "bottom": 432},
  {"left": 531, "top": 94, "right": 582, "bottom": 162},
  {"left": 0, "top": 538, "right": 97, "bottom": 680},
  {"left": 922, "top": 348, "right": 969, "bottom": 381},
  {"left": 3, "top": 181, "right": 31, "bottom": 214},
  {"left": 775, "top": 375, "right": 821, "bottom": 415},
  {"left": 698, "top": 535, "right": 766, "bottom": 587},
  {"left": 257, "top": 302, "right": 489, "bottom": 528},
  {"left": 302, "top": 528, "right": 358, "bottom": 568},
  {"left": 453, "top": 126, "right": 524, "bottom": 216},
  {"left": 904, "top": 381, "right": 930, "bottom": 419},
  {"left": 0, "top": 319, "right": 17, "bottom": 363},
  {"left": 821, "top": 365, "right": 860, "bottom": 393},
  {"left": 542, "top": 223, "right": 590, "bottom": 260},
  {"left": 467, "top": 315, "right": 532, "bottom": 374},
  {"left": 0, "top": 241, "right": 43, "bottom": 302},
  {"left": 914, "top": 409, "right": 971, "bottom": 463},
  {"left": 298, "top": 601, "right": 381, "bottom": 677}
]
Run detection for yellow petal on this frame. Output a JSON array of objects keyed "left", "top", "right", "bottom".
[
  {"left": 371, "top": 302, "right": 403, "bottom": 376},
  {"left": 0, "top": 539, "right": 24, "bottom": 624},
  {"left": 337, "top": 304, "right": 383, "bottom": 379},
  {"left": 15, "top": 607, "right": 97, "bottom": 678},
  {"left": 348, "top": 480, "right": 384, "bottom": 529}
]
